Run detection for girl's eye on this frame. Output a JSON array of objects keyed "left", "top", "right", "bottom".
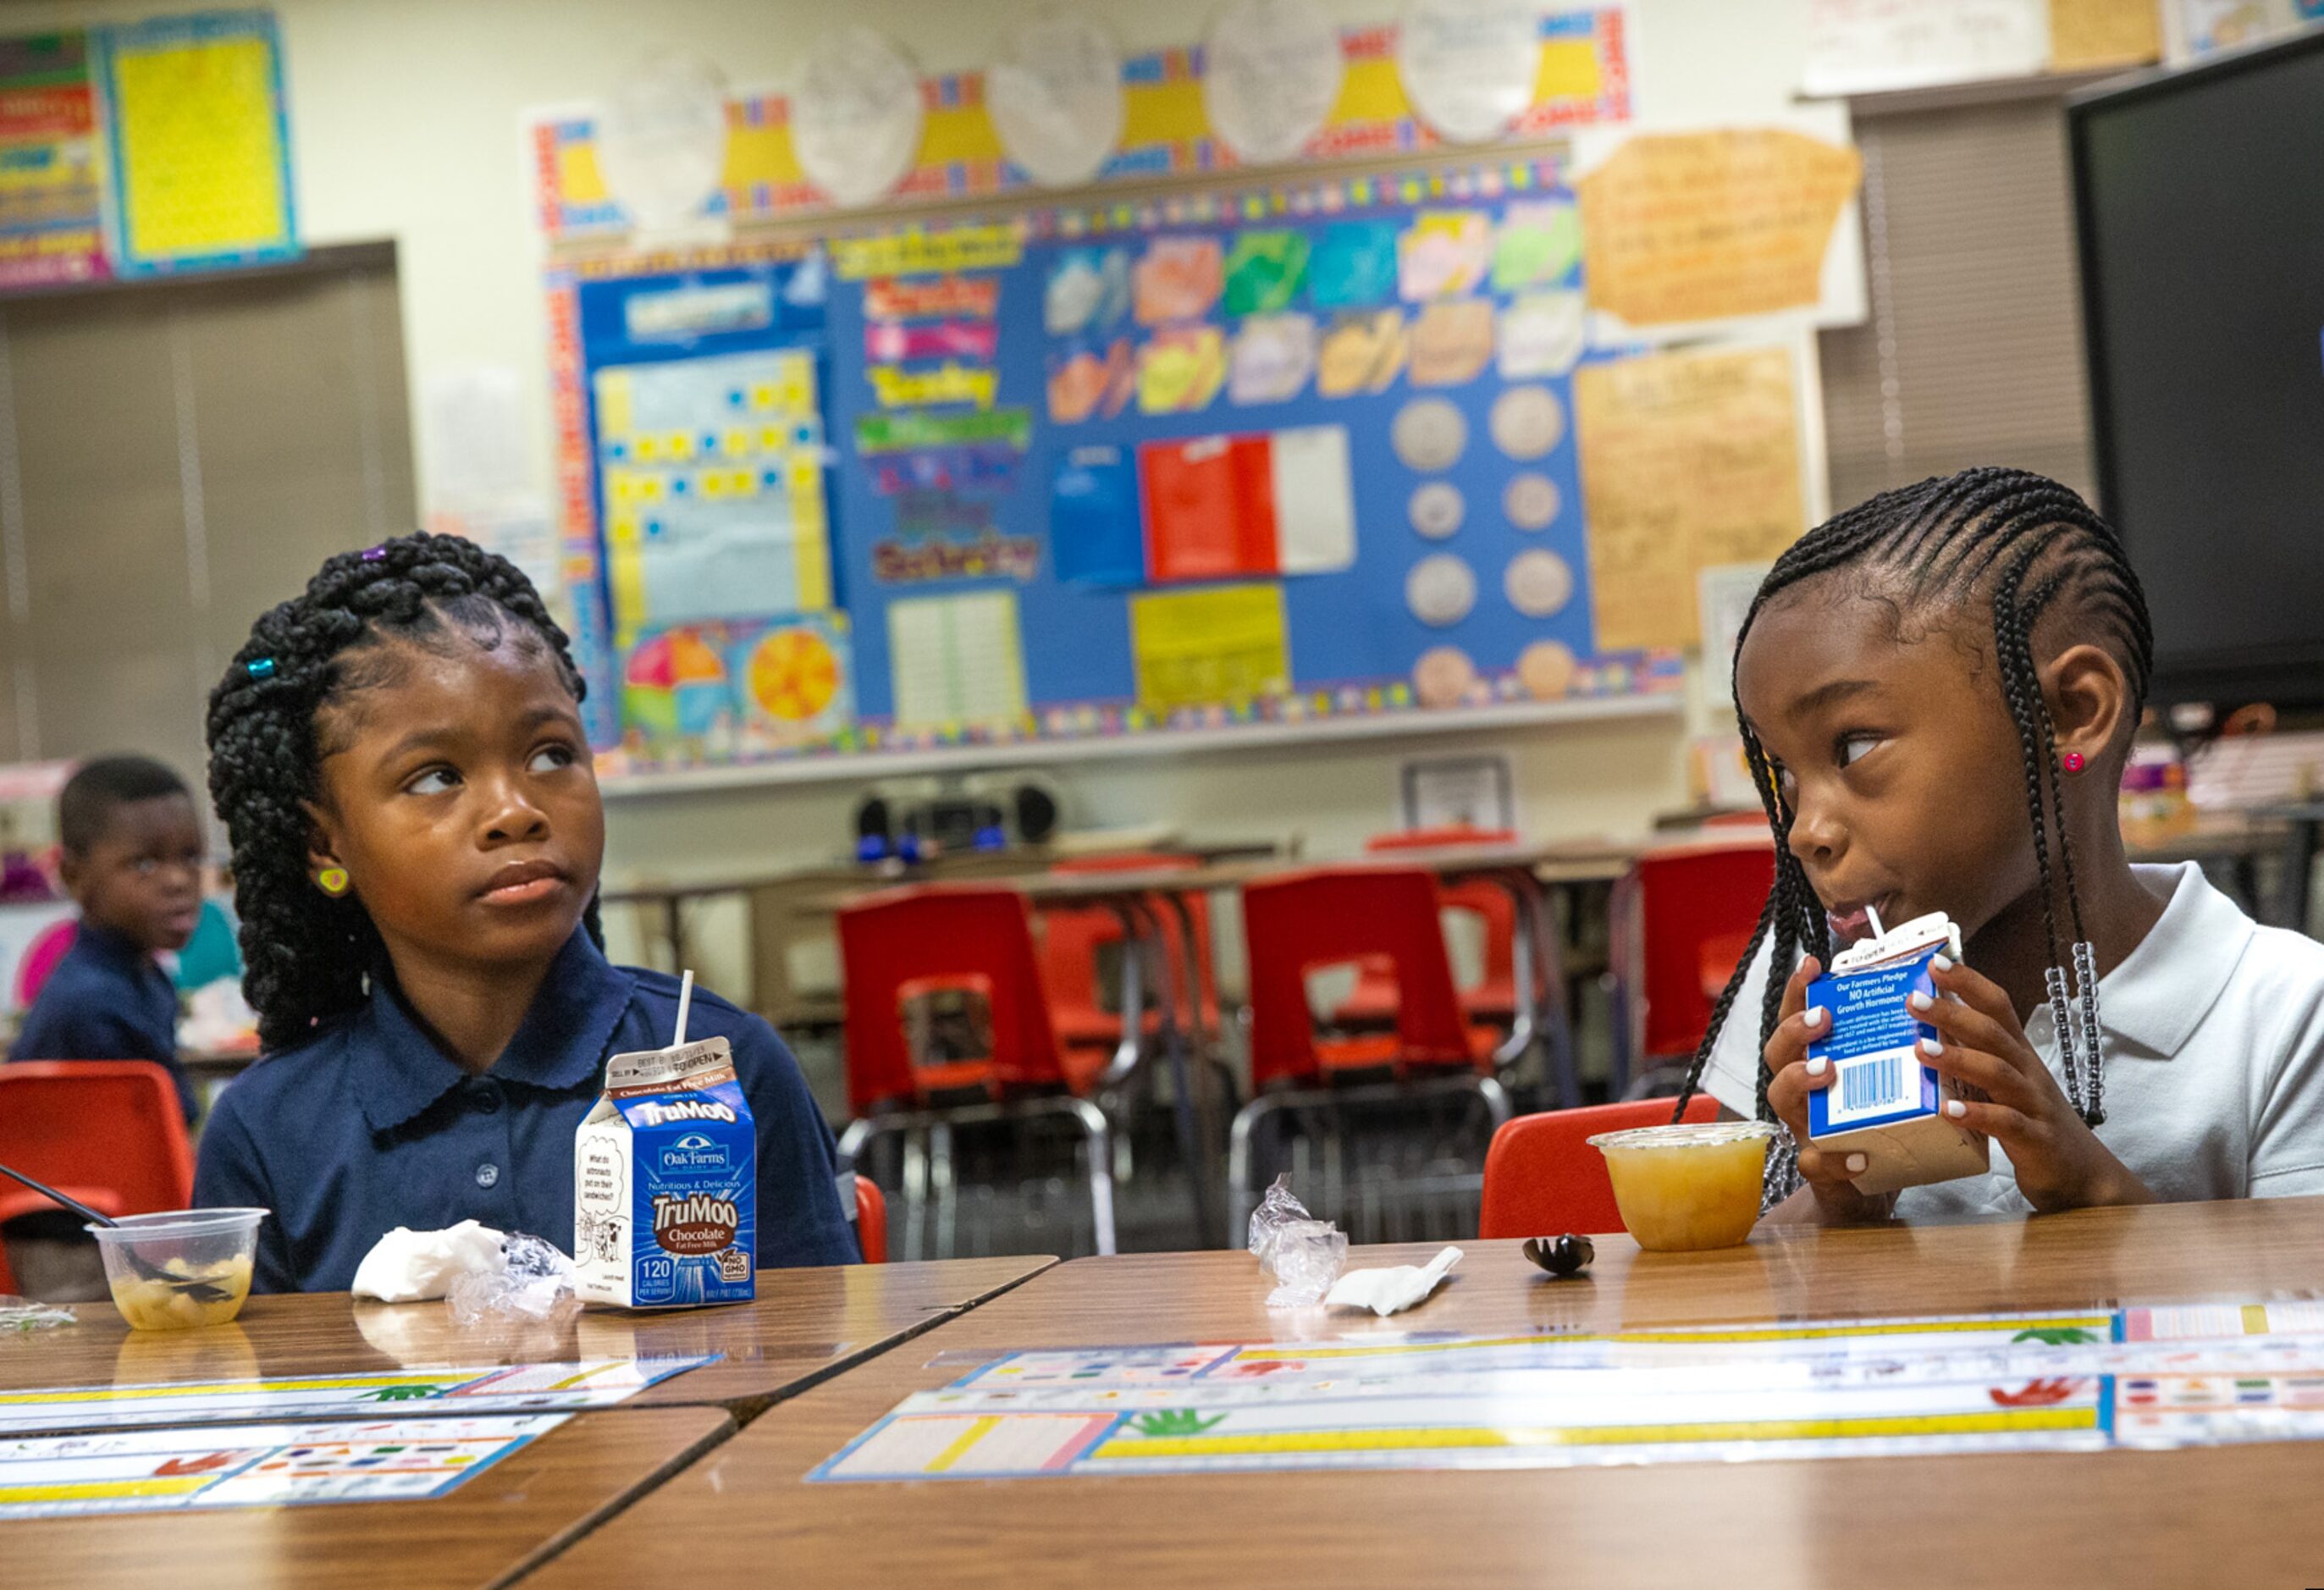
[
  {"left": 406, "top": 767, "right": 459, "bottom": 796},
  {"left": 1839, "top": 733, "right": 1885, "bottom": 768},
  {"left": 528, "top": 743, "right": 576, "bottom": 775}
]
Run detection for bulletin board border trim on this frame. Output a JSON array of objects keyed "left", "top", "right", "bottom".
[{"left": 597, "top": 689, "right": 1682, "bottom": 800}]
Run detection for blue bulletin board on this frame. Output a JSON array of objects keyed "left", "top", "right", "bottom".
[{"left": 548, "top": 162, "right": 1681, "bottom": 770}]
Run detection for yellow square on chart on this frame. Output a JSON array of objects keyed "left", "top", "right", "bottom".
[
  {"left": 749, "top": 382, "right": 777, "bottom": 411},
  {"left": 634, "top": 435, "right": 661, "bottom": 463},
  {"left": 113, "top": 37, "right": 290, "bottom": 258},
  {"left": 668, "top": 433, "right": 695, "bottom": 461},
  {"left": 607, "top": 514, "right": 641, "bottom": 548},
  {"left": 597, "top": 376, "right": 632, "bottom": 439},
  {"left": 722, "top": 427, "right": 753, "bottom": 456}
]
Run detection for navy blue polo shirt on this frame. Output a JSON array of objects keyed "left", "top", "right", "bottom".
[
  {"left": 192, "top": 928, "right": 858, "bottom": 1293},
  {"left": 9, "top": 919, "right": 196, "bottom": 1122}
]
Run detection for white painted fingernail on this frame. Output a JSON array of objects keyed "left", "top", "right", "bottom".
[
  {"left": 1946, "top": 1099, "right": 1968, "bottom": 1118},
  {"left": 1846, "top": 1153, "right": 1867, "bottom": 1173},
  {"left": 1920, "top": 1037, "right": 1943, "bottom": 1057},
  {"left": 1806, "top": 1056, "right": 1827, "bottom": 1077},
  {"left": 1802, "top": 1006, "right": 1826, "bottom": 1029},
  {"left": 1907, "top": 991, "right": 1933, "bottom": 1013},
  {"left": 1932, "top": 954, "right": 1953, "bottom": 972}
]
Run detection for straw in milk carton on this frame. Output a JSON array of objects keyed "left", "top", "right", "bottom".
[
  {"left": 1805, "top": 908, "right": 1990, "bottom": 1195},
  {"left": 575, "top": 972, "right": 756, "bottom": 1307}
]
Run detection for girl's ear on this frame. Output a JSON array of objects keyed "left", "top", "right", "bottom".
[
  {"left": 2042, "top": 642, "right": 2130, "bottom": 770},
  {"left": 301, "top": 798, "right": 344, "bottom": 882}
]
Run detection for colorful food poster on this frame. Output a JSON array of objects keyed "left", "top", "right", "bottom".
[
  {"left": 0, "top": 1357, "right": 715, "bottom": 1438},
  {"left": 813, "top": 1302, "right": 2324, "bottom": 1482},
  {"left": 1576, "top": 344, "right": 1806, "bottom": 651},
  {"left": 886, "top": 589, "right": 1030, "bottom": 731},
  {"left": 595, "top": 348, "right": 831, "bottom": 643},
  {"left": 618, "top": 614, "right": 854, "bottom": 761},
  {"left": 0, "top": 1416, "right": 561, "bottom": 1518},
  {"left": 93, "top": 9, "right": 296, "bottom": 275},
  {"left": 0, "top": 32, "right": 105, "bottom": 289},
  {"left": 527, "top": 9, "right": 1632, "bottom": 246},
  {"left": 1130, "top": 583, "right": 1291, "bottom": 713},
  {"left": 1576, "top": 128, "right": 1861, "bottom": 330}
]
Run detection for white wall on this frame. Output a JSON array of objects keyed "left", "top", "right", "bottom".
[{"left": 15, "top": 0, "right": 1819, "bottom": 981}]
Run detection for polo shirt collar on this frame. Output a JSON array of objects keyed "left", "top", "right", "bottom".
[
  {"left": 2027, "top": 861, "right": 2249, "bottom": 1063},
  {"left": 355, "top": 928, "right": 638, "bottom": 1134},
  {"left": 75, "top": 919, "right": 155, "bottom": 974}
]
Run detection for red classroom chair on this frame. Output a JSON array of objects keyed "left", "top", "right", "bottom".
[
  {"left": 1478, "top": 1094, "right": 1722, "bottom": 1239},
  {"left": 1338, "top": 829, "right": 1521, "bottom": 1027},
  {"left": 835, "top": 886, "right": 1117, "bottom": 1256},
  {"left": 1609, "top": 836, "right": 1777, "bottom": 1093},
  {"left": 1034, "top": 852, "right": 1221, "bottom": 1089},
  {"left": 1228, "top": 866, "right": 1513, "bottom": 1243},
  {"left": 853, "top": 1173, "right": 887, "bottom": 1264},
  {"left": 0, "top": 1061, "right": 193, "bottom": 1295}
]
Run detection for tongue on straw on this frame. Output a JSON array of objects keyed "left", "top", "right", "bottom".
[{"left": 673, "top": 969, "right": 694, "bottom": 1049}]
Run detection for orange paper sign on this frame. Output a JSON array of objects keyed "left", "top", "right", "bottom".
[{"left": 1577, "top": 130, "right": 1862, "bottom": 328}]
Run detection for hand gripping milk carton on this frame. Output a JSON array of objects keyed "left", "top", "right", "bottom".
[
  {"left": 1804, "top": 910, "right": 1990, "bottom": 1196},
  {"left": 575, "top": 979, "right": 756, "bottom": 1308}
]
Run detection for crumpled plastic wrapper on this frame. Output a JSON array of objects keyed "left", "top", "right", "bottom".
[
  {"left": 1246, "top": 1175, "right": 1349, "bottom": 1309},
  {"left": 446, "top": 1234, "right": 579, "bottom": 1328},
  {"left": 352, "top": 1220, "right": 507, "bottom": 1303},
  {"left": 0, "top": 1298, "right": 75, "bottom": 1331}
]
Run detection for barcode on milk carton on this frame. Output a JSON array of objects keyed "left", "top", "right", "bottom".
[{"left": 1830, "top": 1052, "right": 1915, "bottom": 1125}]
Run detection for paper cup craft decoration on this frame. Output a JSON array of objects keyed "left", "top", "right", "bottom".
[
  {"left": 1504, "top": 548, "right": 1575, "bottom": 617},
  {"left": 1413, "top": 645, "right": 1480, "bottom": 708},
  {"left": 987, "top": 10, "right": 1124, "bottom": 190},
  {"left": 1396, "top": 0, "right": 1544, "bottom": 145},
  {"left": 1202, "top": 0, "right": 1344, "bottom": 164},
  {"left": 1503, "top": 472, "right": 1561, "bottom": 530},
  {"left": 790, "top": 25, "right": 925, "bottom": 207},
  {"left": 1406, "top": 553, "right": 1477, "bottom": 627},
  {"left": 624, "top": 629, "right": 730, "bottom": 739},
  {"left": 1408, "top": 481, "right": 1466, "bottom": 539},
  {"left": 1490, "top": 384, "right": 1566, "bottom": 460},
  {"left": 1519, "top": 639, "right": 1577, "bottom": 698},
  {"left": 1390, "top": 395, "right": 1469, "bottom": 472}
]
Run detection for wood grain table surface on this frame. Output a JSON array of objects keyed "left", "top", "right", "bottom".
[
  {"left": 530, "top": 1198, "right": 2324, "bottom": 1589},
  {"left": 9, "top": 1405, "right": 732, "bottom": 1590},
  {"left": 0, "top": 1256, "right": 1055, "bottom": 1431}
]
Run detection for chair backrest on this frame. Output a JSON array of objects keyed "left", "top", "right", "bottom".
[
  {"left": 1621, "top": 836, "right": 1777, "bottom": 1061},
  {"left": 0, "top": 1062, "right": 195, "bottom": 1291},
  {"left": 1436, "top": 878, "right": 1516, "bottom": 990},
  {"left": 14, "top": 918, "right": 76, "bottom": 1010},
  {"left": 1478, "top": 1093, "right": 1722, "bottom": 1239},
  {"left": 1041, "top": 852, "right": 1220, "bottom": 1030},
  {"left": 853, "top": 1173, "right": 887, "bottom": 1264},
  {"left": 837, "top": 886, "right": 1066, "bottom": 1112},
  {"left": 1242, "top": 866, "right": 1472, "bottom": 1088}
]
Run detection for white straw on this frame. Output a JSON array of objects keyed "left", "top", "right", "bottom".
[
  {"left": 1864, "top": 904, "right": 1886, "bottom": 941},
  {"left": 673, "top": 969, "right": 694, "bottom": 1048}
]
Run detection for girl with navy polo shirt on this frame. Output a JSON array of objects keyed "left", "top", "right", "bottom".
[{"left": 192, "top": 534, "right": 857, "bottom": 1291}]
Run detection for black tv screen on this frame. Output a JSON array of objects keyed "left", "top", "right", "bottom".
[{"left": 2071, "top": 29, "right": 2324, "bottom": 706}]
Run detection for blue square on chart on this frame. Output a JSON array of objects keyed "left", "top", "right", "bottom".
[
  {"left": 609, "top": 440, "right": 627, "bottom": 460},
  {"left": 646, "top": 520, "right": 663, "bottom": 538},
  {"left": 729, "top": 389, "right": 745, "bottom": 406},
  {"left": 672, "top": 478, "right": 688, "bottom": 494}
]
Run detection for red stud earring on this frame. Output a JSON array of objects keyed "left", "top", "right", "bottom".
[{"left": 2062, "top": 752, "right": 2085, "bottom": 774}]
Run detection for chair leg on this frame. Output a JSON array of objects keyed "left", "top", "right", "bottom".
[
  {"left": 1475, "top": 1073, "right": 1514, "bottom": 1129},
  {"left": 1225, "top": 1092, "right": 1291, "bottom": 1249},
  {"left": 900, "top": 1126, "right": 929, "bottom": 1264},
  {"left": 1059, "top": 1096, "right": 1118, "bottom": 1256},
  {"left": 929, "top": 1120, "right": 957, "bottom": 1260}
]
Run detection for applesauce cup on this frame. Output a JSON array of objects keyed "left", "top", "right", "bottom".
[
  {"left": 87, "top": 1208, "right": 266, "bottom": 1330},
  {"left": 1587, "top": 1121, "right": 1775, "bottom": 1252}
]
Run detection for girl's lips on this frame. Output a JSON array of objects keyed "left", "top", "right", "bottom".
[{"left": 481, "top": 875, "right": 566, "bottom": 906}]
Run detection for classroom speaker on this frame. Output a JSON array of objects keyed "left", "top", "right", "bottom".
[
  {"left": 853, "top": 796, "right": 892, "bottom": 862},
  {"left": 1012, "top": 782, "right": 1060, "bottom": 843}
]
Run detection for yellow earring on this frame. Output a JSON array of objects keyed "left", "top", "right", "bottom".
[{"left": 317, "top": 867, "right": 350, "bottom": 897}]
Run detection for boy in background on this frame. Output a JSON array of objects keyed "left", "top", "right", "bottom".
[{"left": 10, "top": 756, "right": 204, "bottom": 1121}]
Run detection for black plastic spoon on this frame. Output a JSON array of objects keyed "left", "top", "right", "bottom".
[{"left": 0, "top": 1161, "right": 231, "bottom": 1303}]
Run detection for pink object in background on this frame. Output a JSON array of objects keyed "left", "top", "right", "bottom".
[{"left": 14, "top": 918, "right": 75, "bottom": 1009}]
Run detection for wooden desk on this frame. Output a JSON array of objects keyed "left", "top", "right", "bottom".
[
  {"left": 12, "top": 1405, "right": 731, "bottom": 1590},
  {"left": 0, "top": 1256, "right": 1054, "bottom": 1429},
  {"left": 533, "top": 1198, "right": 2324, "bottom": 1588}
]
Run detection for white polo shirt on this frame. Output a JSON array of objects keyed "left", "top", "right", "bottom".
[{"left": 1697, "top": 861, "right": 2324, "bottom": 1218}]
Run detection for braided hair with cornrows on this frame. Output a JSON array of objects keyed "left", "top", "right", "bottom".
[
  {"left": 1669, "top": 467, "right": 2154, "bottom": 1204},
  {"left": 206, "top": 533, "right": 602, "bottom": 1052}
]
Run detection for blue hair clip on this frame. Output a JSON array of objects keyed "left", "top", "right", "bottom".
[
  {"left": 246, "top": 658, "right": 275, "bottom": 679},
  {"left": 361, "top": 546, "right": 387, "bottom": 562}
]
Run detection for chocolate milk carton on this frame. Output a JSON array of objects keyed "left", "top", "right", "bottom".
[{"left": 574, "top": 1035, "right": 756, "bottom": 1307}]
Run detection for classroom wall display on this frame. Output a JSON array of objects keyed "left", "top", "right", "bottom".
[
  {"left": 528, "top": 8, "right": 1631, "bottom": 246},
  {"left": 549, "top": 161, "right": 1699, "bottom": 773},
  {"left": 1802, "top": 0, "right": 2050, "bottom": 97},
  {"left": 91, "top": 8, "right": 297, "bottom": 276},
  {"left": 0, "top": 33, "right": 107, "bottom": 289}
]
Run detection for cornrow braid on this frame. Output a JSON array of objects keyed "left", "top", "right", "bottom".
[
  {"left": 205, "top": 532, "right": 603, "bottom": 1052},
  {"left": 1671, "top": 467, "right": 2154, "bottom": 1197}
]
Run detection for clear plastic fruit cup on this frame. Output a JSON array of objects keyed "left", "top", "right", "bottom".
[
  {"left": 1587, "top": 1121, "right": 1775, "bottom": 1252},
  {"left": 86, "top": 1208, "right": 268, "bottom": 1330}
]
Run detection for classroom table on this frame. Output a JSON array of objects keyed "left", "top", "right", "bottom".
[
  {"left": 9, "top": 1405, "right": 732, "bottom": 1590},
  {"left": 533, "top": 1195, "right": 2324, "bottom": 1587},
  {"left": 0, "top": 1255, "right": 1054, "bottom": 1430}
]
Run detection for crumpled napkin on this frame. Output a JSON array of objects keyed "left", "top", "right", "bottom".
[
  {"left": 1325, "top": 1245, "right": 1463, "bottom": 1317},
  {"left": 351, "top": 1221, "right": 506, "bottom": 1303}
]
